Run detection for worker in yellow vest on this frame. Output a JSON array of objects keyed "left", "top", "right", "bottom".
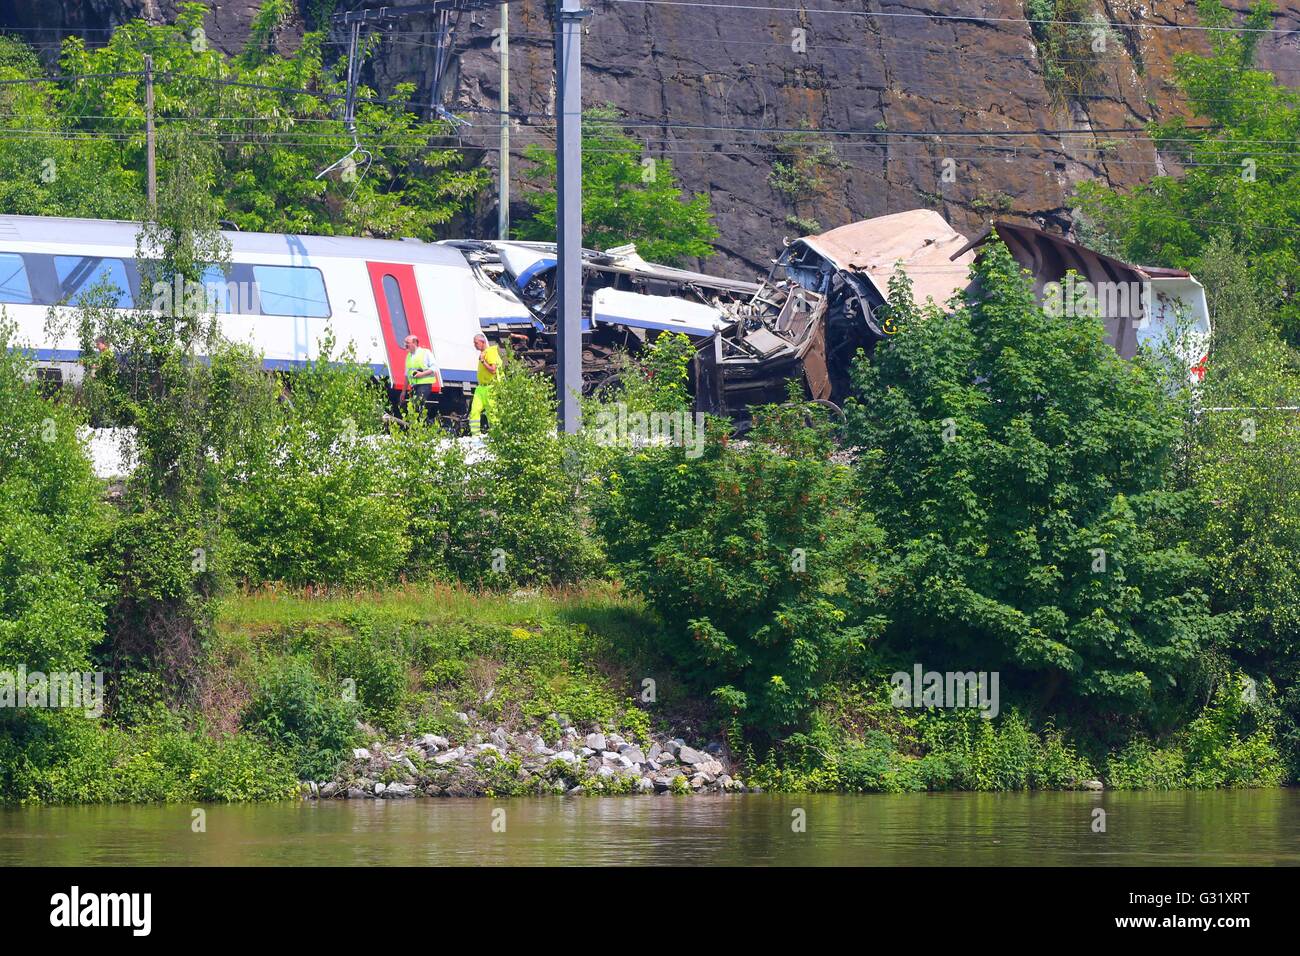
[
  {"left": 402, "top": 334, "right": 441, "bottom": 418},
  {"left": 470, "top": 332, "right": 501, "bottom": 435}
]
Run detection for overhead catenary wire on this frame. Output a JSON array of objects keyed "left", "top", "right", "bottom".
[
  {"left": 14, "top": 24, "right": 1300, "bottom": 77},
  {"left": 601, "top": 0, "right": 1300, "bottom": 36},
  {"left": 2, "top": 65, "right": 1295, "bottom": 167},
  {"left": 6, "top": 122, "right": 1299, "bottom": 176}
]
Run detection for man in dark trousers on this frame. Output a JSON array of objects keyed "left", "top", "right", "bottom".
[{"left": 402, "top": 334, "right": 441, "bottom": 418}]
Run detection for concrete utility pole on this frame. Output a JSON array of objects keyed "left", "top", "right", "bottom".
[
  {"left": 143, "top": 54, "right": 156, "bottom": 208},
  {"left": 331, "top": 0, "right": 584, "bottom": 432},
  {"left": 498, "top": 4, "right": 510, "bottom": 240},
  {"left": 555, "top": 0, "right": 587, "bottom": 433}
]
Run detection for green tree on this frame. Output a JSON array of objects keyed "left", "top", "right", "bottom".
[
  {"left": 0, "top": 1, "right": 488, "bottom": 236},
  {"left": 461, "top": 357, "right": 600, "bottom": 586},
  {"left": 0, "top": 317, "right": 107, "bottom": 678},
  {"left": 1186, "top": 238, "right": 1300, "bottom": 673},
  {"left": 593, "top": 394, "right": 886, "bottom": 738},
  {"left": 0, "top": 37, "right": 140, "bottom": 218},
  {"left": 518, "top": 106, "right": 718, "bottom": 265},
  {"left": 1074, "top": 0, "right": 1300, "bottom": 342},
  {"left": 0, "top": 315, "right": 112, "bottom": 802},
  {"left": 71, "top": 131, "right": 267, "bottom": 686},
  {"left": 1182, "top": 237, "right": 1300, "bottom": 783},
  {"left": 846, "top": 244, "right": 1226, "bottom": 729}
]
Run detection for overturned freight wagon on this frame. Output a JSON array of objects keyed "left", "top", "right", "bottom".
[{"left": 692, "top": 210, "right": 1211, "bottom": 419}]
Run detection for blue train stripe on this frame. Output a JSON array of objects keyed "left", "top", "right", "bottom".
[{"left": 23, "top": 348, "right": 480, "bottom": 384}]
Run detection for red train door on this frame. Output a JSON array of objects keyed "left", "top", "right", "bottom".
[{"left": 366, "top": 262, "right": 430, "bottom": 389}]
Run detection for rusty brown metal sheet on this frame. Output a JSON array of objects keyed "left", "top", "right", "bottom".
[
  {"left": 801, "top": 317, "right": 832, "bottom": 401},
  {"left": 956, "top": 221, "right": 1193, "bottom": 360},
  {"left": 798, "top": 209, "right": 975, "bottom": 311}
]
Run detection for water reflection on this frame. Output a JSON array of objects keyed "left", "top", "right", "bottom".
[{"left": 2, "top": 790, "right": 1297, "bottom": 866}]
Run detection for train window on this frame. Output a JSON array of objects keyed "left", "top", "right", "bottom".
[
  {"left": 252, "top": 265, "right": 330, "bottom": 317},
  {"left": 54, "top": 256, "right": 134, "bottom": 309},
  {"left": 381, "top": 274, "right": 411, "bottom": 344},
  {"left": 201, "top": 264, "right": 233, "bottom": 313},
  {"left": 0, "top": 253, "right": 32, "bottom": 303}
]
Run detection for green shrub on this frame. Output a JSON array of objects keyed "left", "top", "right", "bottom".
[
  {"left": 328, "top": 638, "right": 408, "bottom": 732},
  {"left": 1105, "top": 739, "right": 1189, "bottom": 790},
  {"left": 463, "top": 358, "right": 601, "bottom": 587},
  {"left": 611, "top": 332, "right": 695, "bottom": 413},
  {"left": 593, "top": 391, "right": 886, "bottom": 738},
  {"left": 222, "top": 337, "right": 410, "bottom": 587},
  {"left": 1105, "top": 676, "right": 1284, "bottom": 789},
  {"left": 243, "top": 655, "right": 358, "bottom": 779},
  {"left": 0, "top": 317, "right": 107, "bottom": 678},
  {"left": 190, "top": 733, "right": 298, "bottom": 802},
  {"left": 385, "top": 413, "right": 470, "bottom": 578},
  {"left": 0, "top": 709, "right": 297, "bottom": 804}
]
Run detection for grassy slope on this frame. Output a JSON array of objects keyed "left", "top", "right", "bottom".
[
  {"left": 209, "top": 581, "right": 719, "bottom": 757},
  {"left": 199, "top": 583, "right": 1287, "bottom": 796}
]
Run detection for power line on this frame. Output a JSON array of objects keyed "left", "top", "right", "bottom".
[
  {"left": 1, "top": 63, "right": 1294, "bottom": 152},
  {"left": 4, "top": 91, "right": 1297, "bottom": 150},
  {"left": 5, "top": 123, "right": 1299, "bottom": 173},
  {"left": 582, "top": 22, "right": 1300, "bottom": 69},
  {"left": 13, "top": 21, "right": 1300, "bottom": 74},
  {"left": 0, "top": 70, "right": 147, "bottom": 86},
  {"left": 601, "top": 0, "right": 1300, "bottom": 36},
  {"left": 11, "top": 0, "right": 1273, "bottom": 37}
]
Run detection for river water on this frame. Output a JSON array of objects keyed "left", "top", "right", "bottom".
[{"left": 2, "top": 790, "right": 1297, "bottom": 866}]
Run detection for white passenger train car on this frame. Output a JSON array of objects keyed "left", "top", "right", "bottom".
[
  {"left": 0, "top": 215, "right": 751, "bottom": 416},
  {"left": 0, "top": 214, "right": 533, "bottom": 396}
]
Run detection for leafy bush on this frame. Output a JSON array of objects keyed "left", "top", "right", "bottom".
[
  {"left": 384, "top": 413, "right": 471, "bottom": 579},
  {"left": 244, "top": 655, "right": 358, "bottom": 780},
  {"left": 0, "top": 709, "right": 297, "bottom": 804},
  {"left": 612, "top": 332, "right": 695, "bottom": 413},
  {"left": 0, "top": 318, "right": 115, "bottom": 802},
  {"left": 463, "top": 359, "right": 601, "bottom": 586},
  {"left": 593, "top": 394, "right": 886, "bottom": 738},
  {"left": 0, "top": 317, "right": 107, "bottom": 677},
  {"left": 847, "top": 245, "right": 1225, "bottom": 727},
  {"left": 222, "top": 338, "right": 411, "bottom": 587},
  {"left": 1105, "top": 739, "right": 1189, "bottom": 791},
  {"left": 1024, "top": 0, "right": 1120, "bottom": 104},
  {"left": 190, "top": 733, "right": 298, "bottom": 802},
  {"left": 1186, "top": 241, "right": 1300, "bottom": 672},
  {"left": 1104, "top": 676, "right": 1283, "bottom": 789},
  {"left": 328, "top": 636, "right": 408, "bottom": 732}
]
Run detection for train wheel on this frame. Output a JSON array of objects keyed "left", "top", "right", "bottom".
[{"left": 583, "top": 370, "right": 623, "bottom": 401}]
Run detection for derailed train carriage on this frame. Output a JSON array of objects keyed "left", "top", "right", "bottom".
[
  {"left": 4, "top": 209, "right": 1208, "bottom": 428},
  {"left": 2, "top": 214, "right": 756, "bottom": 428},
  {"left": 692, "top": 209, "right": 1212, "bottom": 420}
]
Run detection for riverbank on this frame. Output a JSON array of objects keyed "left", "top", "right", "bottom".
[
  {"left": 221, "top": 582, "right": 749, "bottom": 799},
  {"left": 216, "top": 582, "right": 1288, "bottom": 799},
  {"left": 2, "top": 582, "right": 1285, "bottom": 805}
]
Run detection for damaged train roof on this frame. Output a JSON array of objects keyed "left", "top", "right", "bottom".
[
  {"left": 694, "top": 209, "right": 1212, "bottom": 419},
  {"left": 792, "top": 208, "right": 975, "bottom": 310}
]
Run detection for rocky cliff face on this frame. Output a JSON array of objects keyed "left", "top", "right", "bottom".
[{"left": 3, "top": 0, "right": 1297, "bottom": 276}]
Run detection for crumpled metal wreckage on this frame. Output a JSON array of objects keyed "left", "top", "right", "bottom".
[{"left": 445, "top": 208, "right": 1210, "bottom": 422}]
